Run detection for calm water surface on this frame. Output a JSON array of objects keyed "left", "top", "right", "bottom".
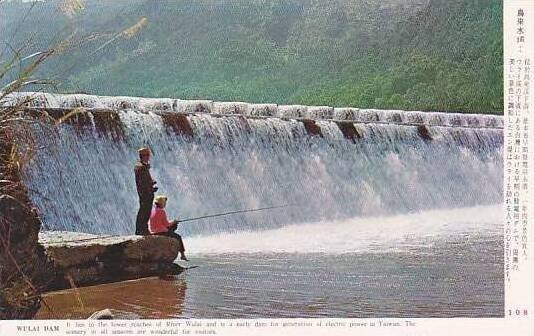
[{"left": 182, "top": 239, "right": 503, "bottom": 318}]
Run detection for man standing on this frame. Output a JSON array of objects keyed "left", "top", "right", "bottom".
[{"left": 134, "top": 147, "right": 158, "bottom": 235}]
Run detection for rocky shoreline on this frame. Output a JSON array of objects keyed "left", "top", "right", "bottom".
[{"left": 39, "top": 231, "right": 184, "bottom": 291}]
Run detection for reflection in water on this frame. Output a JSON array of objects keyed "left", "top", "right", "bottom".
[{"left": 36, "top": 276, "right": 186, "bottom": 319}]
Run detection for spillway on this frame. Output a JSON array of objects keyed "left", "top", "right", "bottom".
[{"left": 2, "top": 92, "right": 503, "bottom": 237}]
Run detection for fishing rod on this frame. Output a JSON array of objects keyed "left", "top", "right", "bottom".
[
  {"left": 46, "top": 204, "right": 299, "bottom": 245},
  {"left": 176, "top": 203, "right": 298, "bottom": 223}
]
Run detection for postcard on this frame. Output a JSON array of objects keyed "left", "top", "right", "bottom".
[{"left": 0, "top": 0, "right": 532, "bottom": 335}]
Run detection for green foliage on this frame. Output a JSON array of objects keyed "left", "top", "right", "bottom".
[{"left": 0, "top": 0, "right": 503, "bottom": 114}]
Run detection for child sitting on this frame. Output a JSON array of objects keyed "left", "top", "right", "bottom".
[{"left": 149, "top": 195, "right": 188, "bottom": 261}]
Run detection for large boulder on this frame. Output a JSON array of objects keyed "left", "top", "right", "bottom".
[{"left": 39, "top": 231, "right": 183, "bottom": 290}]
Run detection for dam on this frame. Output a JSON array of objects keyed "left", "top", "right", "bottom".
[
  {"left": 3, "top": 92, "right": 503, "bottom": 237},
  {"left": 2, "top": 92, "right": 504, "bottom": 318}
]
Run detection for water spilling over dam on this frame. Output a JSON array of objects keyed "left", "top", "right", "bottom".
[{"left": 3, "top": 92, "right": 503, "bottom": 237}]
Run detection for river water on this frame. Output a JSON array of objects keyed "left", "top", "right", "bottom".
[{"left": 37, "top": 205, "right": 503, "bottom": 318}]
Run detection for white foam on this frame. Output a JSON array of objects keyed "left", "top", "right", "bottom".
[{"left": 187, "top": 205, "right": 502, "bottom": 254}]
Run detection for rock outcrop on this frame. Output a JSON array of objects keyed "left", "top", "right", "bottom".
[
  {"left": 39, "top": 231, "right": 184, "bottom": 291},
  {"left": 0, "top": 126, "right": 52, "bottom": 319}
]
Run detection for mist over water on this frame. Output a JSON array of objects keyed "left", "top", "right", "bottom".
[{"left": 188, "top": 205, "right": 502, "bottom": 254}]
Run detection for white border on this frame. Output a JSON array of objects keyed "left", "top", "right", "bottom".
[{"left": 1, "top": 1, "right": 534, "bottom": 335}]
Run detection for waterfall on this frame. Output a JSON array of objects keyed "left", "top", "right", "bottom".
[{"left": 8, "top": 93, "right": 503, "bottom": 237}]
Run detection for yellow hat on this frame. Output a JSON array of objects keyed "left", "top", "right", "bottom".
[
  {"left": 138, "top": 147, "right": 151, "bottom": 156},
  {"left": 154, "top": 195, "right": 168, "bottom": 205}
]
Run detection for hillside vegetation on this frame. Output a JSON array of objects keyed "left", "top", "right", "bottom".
[{"left": 0, "top": 0, "right": 503, "bottom": 113}]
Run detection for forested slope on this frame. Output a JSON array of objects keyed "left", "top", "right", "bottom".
[{"left": 0, "top": 0, "right": 502, "bottom": 113}]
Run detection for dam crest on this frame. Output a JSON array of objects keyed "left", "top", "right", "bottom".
[{"left": 2, "top": 92, "right": 503, "bottom": 129}]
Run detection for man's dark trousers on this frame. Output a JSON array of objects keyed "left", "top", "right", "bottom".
[{"left": 135, "top": 193, "right": 154, "bottom": 235}]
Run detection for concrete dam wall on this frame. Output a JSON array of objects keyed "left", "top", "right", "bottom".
[
  {"left": 4, "top": 92, "right": 504, "bottom": 128},
  {"left": 2, "top": 92, "right": 503, "bottom": 237}
]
